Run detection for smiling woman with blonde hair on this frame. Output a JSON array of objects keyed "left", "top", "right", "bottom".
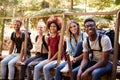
[
  {"left": 55, "top": 19, "right": 87, "bottom": 80},
  {"left": 18, "top": 20, "right": 49, "bottom": 80}
]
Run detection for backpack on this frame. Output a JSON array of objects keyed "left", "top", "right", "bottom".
[
  {"left": 35, "top": 35, "right": 48, "bottom": 51},
  {"left": 87, "top": 29, "right": 120, "bottom": 60},
  {"left": 13, "top": 32, "right": 33, "bottom": 54}
]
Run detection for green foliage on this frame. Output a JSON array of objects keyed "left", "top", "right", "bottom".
[
  {"left": 115, "top": 0, "right": 120, "bottom": 5},
  {"left": 24, "top": 8, "right": 64, "bottom": 17},
  {"left": 0, "top": 20, "right": 2, "bottom": 40}
]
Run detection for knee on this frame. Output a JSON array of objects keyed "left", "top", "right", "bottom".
[
  {"left": 8, "top": 61, "right": 14, "bottom": 67},
  {"left": 1, "top": 60, "right": 7, "bottom": 66},
  {"left": 56, "top": 66, "right": 62, "bottom": 72},
  {"left": 92, "top": 70, "right": 100, "bottom": 77},
  {"left": 43, "top": 65, "right": 49, "bottom": 71},
  {"left": 34, "top": 65, "right": 40, "bottom": 71}
]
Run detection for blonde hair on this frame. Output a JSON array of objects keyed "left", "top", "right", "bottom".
[
  {"left": 37, "top": 20, "right": 46, "bottom": 28},
  {"left": 66, "top": 20, "right": 81, "bottom": 39}
]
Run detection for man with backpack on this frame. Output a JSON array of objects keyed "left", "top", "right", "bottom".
[
  {"left": 77, "top": 18, "right": 113, "bottom": 80},
  {"left": 1, "top": 19, "right": 25, "bottom": 80}
]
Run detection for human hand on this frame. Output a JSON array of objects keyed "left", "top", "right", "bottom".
[
  {"left": 44, "top": 60, "right": 50, "bottom": 66},
  {"left": 72, "top": 58, "right": 77, "bottom": 63},
  {"left": 16, "top": 60, "right": 22, "bottom": 66},
  {"left": 81, "top": 69, "right": 90, "bottom": 80}
]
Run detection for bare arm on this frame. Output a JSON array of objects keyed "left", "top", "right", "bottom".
[
  {"left": 9, "top": 41, "right": 14, "bottom": 54},
  {"left": 49, "top": 52, "right": 58, "bottom": 62},
  {"left": 72, "top": 53, "right": 83, "bottom": 63},
  {"left": 19, "top": 41, "right": 25, "bottom": 61},
  {"left": 77, "top": 52, "right": 89, "bottom": 80},
  {"left": 48, "top": 46, "right": 51, "bottom": 60},
  {"left": 78, "top": 52, "right": 89, "bottom": 72},
  {"left": 85, "top": 51, "right": 109, "bottom": 73}
]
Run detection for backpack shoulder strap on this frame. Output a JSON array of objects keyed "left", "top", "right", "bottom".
[
  {"left": 42, "top": 35, "right": 48, "bottom": 51},
  {"left": 87, "top": 37, "right": 91, "bottom": 50},
  {"left": 98, "top": 34, "right": 102, "bottom": 52},
  {"left": 87, "top": 34, "right": 102, "bottom": 52},
  {"left": 35, "top": 35, "right": 39, "bottom": 42}
]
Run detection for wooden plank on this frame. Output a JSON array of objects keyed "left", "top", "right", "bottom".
[
  {"left": 64, "top": 10, "right": 118, "bottom": 16},
  {"left": 57, "top": 13, "right": 66, "bottom": 64},
  {"left": 116, "top": 66, "right": 120, "bottom": 79},
  {"left": 66, "top": 54, "right": 74, "bottom": 80},
  {"left": 112, "top": 11, "right": 120, "bottom": 80},
  {"left": 0, "top": 10, "right": 118, "bottom": 20}
]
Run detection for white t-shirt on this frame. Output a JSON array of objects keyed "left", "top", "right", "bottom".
[{"left": 83, "top": 33, "right": 112, "bottom": 62}]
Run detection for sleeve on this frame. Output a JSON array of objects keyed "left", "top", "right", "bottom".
[
  {"left": 66, "top": 38, "right": 73, "bottom": 53},
  {"left": 11, "top": 32, "right": 14, "bottom": 41},
  {"left": 82, "top": 32, "right": 88, "bottom": 40},
  {"left": 101, "top": 35, "right": 112, "bottom": 51},
  {"left": 83, "top": 39, "right": 89, "bottom": 52}
]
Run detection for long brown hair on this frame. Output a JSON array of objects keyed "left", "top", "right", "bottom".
[{"left": 66, "top": 20, "right": 81, "bottom": 39}]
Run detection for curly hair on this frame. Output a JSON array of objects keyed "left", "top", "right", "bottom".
[
  {"left": 66, "top": 20, "right": 81, "bottom": 39},
  {"left": 46, "top": 15, "right": 62, "bottom": 31}
]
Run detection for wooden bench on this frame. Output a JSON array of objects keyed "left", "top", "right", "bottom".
[
  {"left": 116, "top": 65, "right": 120, "bottom": 79},
  {"left": 63, "top": 54, "right": 113, "bottom": 80}
]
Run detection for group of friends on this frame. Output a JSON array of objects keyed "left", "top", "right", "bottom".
[{"left": 0, "top": 15, "right": 113, "bottom": 80}]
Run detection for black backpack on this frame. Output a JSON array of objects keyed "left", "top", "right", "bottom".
[
  {"left": 13, "top": 32, "right": 33, "bottom": 54},
  {"left": 87, "top": 29, "right": 120, "bottom": 60}
]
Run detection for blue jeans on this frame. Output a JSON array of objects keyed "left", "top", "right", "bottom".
[
  {"left": 91, "top": 62, "right": 112, "bottom": 80},
  {"left": 19, "top": 54, "right": 47, "bottom": 80},
  {"left": 55, "top": 62, "right": 80, "bottom": 80},
  {"left": 55, "top": 41, "right": 83, "bottom": 80},
  {"left": 1, "top": 53, "right": 20, "bottom": 79},
  {"left": 82, "top": 61, "right": 112, "bottom": 80},
  {"left": 72, "top": 66, "right": 80, "bottom": 80},
  {"left": 33, "top": 59, "right": 48, "bottom": 80},
  {"left": 54, "top": 61, "right": 67, "bottom": 80},
  {"left": 43, "top": 60, "right": 57, "bottom": 80}
]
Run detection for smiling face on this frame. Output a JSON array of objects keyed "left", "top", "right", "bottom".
[
  {"left": 84, "top": 21, "right": 96, "bottom": 37},
  {"left": 69, "top": 22, "right": 79, "bottom": 35},
  {"left": 13, "top": 20, "right": 21, "bottom": 32},
  {"left": 49, "top": 23, "right": 58, "bottom": 34},
  {"left": 37, "top": 21, "right": 46, "bottom": 35}
]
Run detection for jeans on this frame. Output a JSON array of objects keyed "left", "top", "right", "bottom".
[
  {"left": 19, "top": 56, "right": 38, "bottom": 80},
  {"left": 55, "top": 62, "right": 80, "bottom": 80},
  {"left": 54, "top": 41, "right": 83, "bottom": 80},
  {"left": 19, "top": 54, "right": 47, "bottom": 80},
  {"left": 82, "top": 61, "right": 112, "bottom": 80},
  {"left": 91, "top": 62, "right": 112, "bottom": 80},
  {"left": 34, "top": 59, "right": 48, "bottom": 80},
  {"left": 72, "top": 66, "right": 80, "bottom": 80},
  {"left": 43, "top": 60, "right": 57, "bottom": 80},
  {"left": 1, "top": 53, "right": 20, "bottom": 79},
  {"left": 54, "top": 61, "right": 67, "bottom": 80}
]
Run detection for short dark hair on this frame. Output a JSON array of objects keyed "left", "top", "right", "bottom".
[{"left": 84, "top": 18, "right": 96, "bottom": 26}]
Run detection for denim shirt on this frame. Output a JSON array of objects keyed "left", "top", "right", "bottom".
[{"left": 66, "top": 32, "right": 87, "bottom": 56}]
